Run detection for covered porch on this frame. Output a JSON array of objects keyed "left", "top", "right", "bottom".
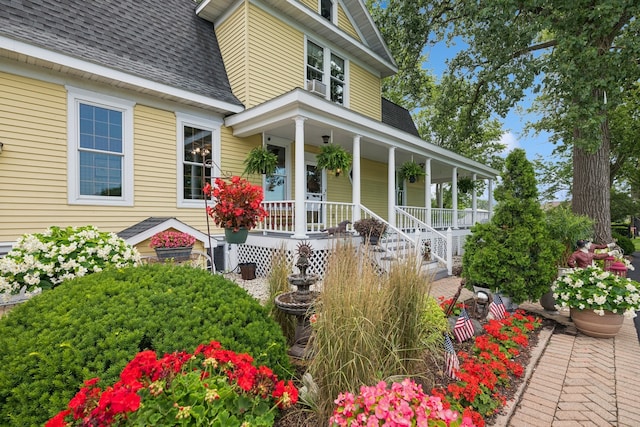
[{"left": 224, "top": 88, "right": 499, "bottom": 276}]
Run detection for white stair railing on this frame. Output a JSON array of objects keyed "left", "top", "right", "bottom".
[{"left": 395, "top": 207, "right": 452, "bottom": 276}]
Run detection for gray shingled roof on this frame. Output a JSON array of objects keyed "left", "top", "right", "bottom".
[
  {"left": 381, "top": 98, "right": 420, "bottom": 137},
  {"left": 1, "top": 0, "right": 242, "bottom": 107},
  {"left": 117, "top": 217, "right": 177, "bottom": 240}
]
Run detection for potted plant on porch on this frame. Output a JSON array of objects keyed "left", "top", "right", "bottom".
[
  {"left": 149, "top": 230, "right": 196, "bottom": 261},
  {"left": 399, "top": 160, "right": 426, "bottom": 183},
  {"left": 243, "top": 146, "right": 278, "bottom": 176},
  {"left": 204, "top": 176, "right": 268, "bottom": 244},
  {"left": 551, "top": 265, "right": 640, "bottom": 337},
  {"left": 316, "top": 144, "right": 352, "bottom": 177},
  {"left": 353, "top": 217, "right": 387, "bottom": 245}
]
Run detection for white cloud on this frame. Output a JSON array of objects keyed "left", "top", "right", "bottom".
[{"left": 499, "top": 132, "right": 521, "bottom": 155}]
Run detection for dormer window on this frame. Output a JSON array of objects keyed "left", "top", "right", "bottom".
[{"left": 320, "top": 0, "right": 333, "bottom": 21}]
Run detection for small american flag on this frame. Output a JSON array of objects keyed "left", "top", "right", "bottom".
[
  {"left": 489, "top": 293, "right": 507, "bottom": 320},
  {"left": 453, "top": 308, "right": 475, "bottom": 343},
  {"left": 444, "top": 334, "right": 460, "bottom": 380}
]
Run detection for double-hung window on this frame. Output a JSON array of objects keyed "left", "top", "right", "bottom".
[
  {"left": 177, "top": 113, "right": 221, "bottom": 207},
  {"left": 67, "top": 87, "right": 134, "bottom": 205},
  {"left": 306, "top": 40, "right": 346, "bottom": 105}
]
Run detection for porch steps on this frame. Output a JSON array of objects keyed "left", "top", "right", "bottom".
[{"left": 365, "top": 241, "right": 448, "bottom": 280}]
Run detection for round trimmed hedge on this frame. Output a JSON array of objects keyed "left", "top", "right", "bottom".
[{"left": 0, "top": 264, "right": 290, "bottom": 426}]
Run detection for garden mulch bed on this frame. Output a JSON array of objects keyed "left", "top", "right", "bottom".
[{"left": 273, "top": 313, "right": 557, "bottom": 427}]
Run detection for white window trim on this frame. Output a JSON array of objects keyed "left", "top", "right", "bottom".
[
  {"left": 176, "top": 113, "right": 222, "bottom": 208},
  {"left": 305, "top": 37, "right": 348, "bottom": 107},
  {"left": 66, "top": 86, "right": 135, "bottom": 206}
]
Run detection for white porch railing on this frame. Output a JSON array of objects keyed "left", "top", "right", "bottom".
[
  {"left": 398, "top": 206, "right": 491, "bottom": 229},
  {"left": 258, "top": 200, "right": 356, "bottom": 233}
]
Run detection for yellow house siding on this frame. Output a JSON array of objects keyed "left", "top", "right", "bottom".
[
  {"left": 133, "top": 106, "right": 176, "bottom": 208},
  {"left": 337, "top": 5, "right": 360, "bottom": 41},
  {"left": 405, "top": 182, "right": 426, "bottom": 207},
  {"left": 216, "top": 5, "right": 249, "bottom": 104},
  {"left": 298, "top": 0, "right": 316, "bottom": 11},
  {"left": 360, "top": 158, "right": 388, "bottom": 220},
  {"left": 0, "top": 72, "right": 228, "bottom": 243},
  {"left": 246, "top": 4, "right": 304, "bottom": 107},
  {"left": 220, "top": 127, "right": 262, "bottom": 180},
  {"left": 0, "top": 72, "right": 68, "bottom": 239},
  {"left": 349, "top": 62, "right": 382, "bottom": 120}
]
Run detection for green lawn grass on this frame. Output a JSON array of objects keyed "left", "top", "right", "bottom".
[{"left": 634, "top": 237, "right": 640, "bottom": 252}]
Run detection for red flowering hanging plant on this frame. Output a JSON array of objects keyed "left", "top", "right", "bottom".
[{"left": 204, "top": 176, "right": 268, "bottom": 231}]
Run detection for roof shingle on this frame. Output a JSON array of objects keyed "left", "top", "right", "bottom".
[{"left": 1, "top": 0, "right": 242, "bottom": 107}]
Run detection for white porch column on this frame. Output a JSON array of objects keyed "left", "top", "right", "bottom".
[
  {"left": 352, "top": 135, "right": 361, "bottom": 223},
  {"left": 487, "top": 178, "right": 494, "bottom": 219},
  {"left": 451, "top": 167, "right": 458, "bottom": 228},
  {"left": 424, "top": 158, "right": 432, "bottom": 226},
  {"left": 387, "top": 147, "right": 396, "bottom": 225},
  {"left": 471, "top": 173, "right": 477, "bottom": 225},
  {"left": 293, "top": 116, "right": 307, "bottom": 239}
]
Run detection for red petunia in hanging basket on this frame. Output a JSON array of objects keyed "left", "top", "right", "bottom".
[{"left": 204, "top": 176, "right": 268, "bottom": 232}]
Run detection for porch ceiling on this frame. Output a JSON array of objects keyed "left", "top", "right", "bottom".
[{"left": 225, "top": 89, "right": 500, "bottom": 183}]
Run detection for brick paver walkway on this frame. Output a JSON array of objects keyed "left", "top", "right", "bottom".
[{"left": 430, "top": 275, "right": 640, "bottom": 427}]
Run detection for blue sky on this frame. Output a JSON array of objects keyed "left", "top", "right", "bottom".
[{"left": 424, "top": 42, "right": 557, "bottom": 163}]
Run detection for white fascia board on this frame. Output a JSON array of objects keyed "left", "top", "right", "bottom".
[{"left": 0, "top": 36, "right": 244, "bottom": 114}]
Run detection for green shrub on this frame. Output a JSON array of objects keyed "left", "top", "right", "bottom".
[
  {"left": 612, "top": 232, "right": 635, "bottom": 256},
  {"left": 462, "top": 149, "right": 559, "bottom": 303},
  {"left": 0, "top": 264, "right": 290, "bottom": 426},
  {"left": 0, "top": 225, "right": 140, "bottom": 300}
]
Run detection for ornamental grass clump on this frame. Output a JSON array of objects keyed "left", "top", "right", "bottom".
[
  {"left": 0, "top": 225, "right": 139, "bottom": 301},
  {"left": 46, "top": 341, "right": 298, "bottom": 427},
  {"left": 308, "top": 242, "right": 440, "bottom": 421},
  {"left": 551, "top": 265, "right": 640, "bottom": 318}
]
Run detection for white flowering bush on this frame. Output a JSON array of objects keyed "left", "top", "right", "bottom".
[
  {"left": 0, "top": 225, "right": 140, "bottom": 301},
  {"left": 552, "top": 265, "right": 640, "bottom": 319}
]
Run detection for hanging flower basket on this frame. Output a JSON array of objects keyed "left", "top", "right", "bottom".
[{"left": 225, "top": 227, "right": 249, "bottom": 244}]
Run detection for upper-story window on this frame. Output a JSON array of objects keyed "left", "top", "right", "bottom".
[
  {"left": 67, "top": 87, "right": 134, "bottom": 206},
  {"left": 330, "top": 53, "right": 345, "bottom": 105},
  {"left": 320, "top": 0, "right": 334, "bottom": 22},
  {"left": 306, "top": 40, "right": 346, "bottom": 105}
]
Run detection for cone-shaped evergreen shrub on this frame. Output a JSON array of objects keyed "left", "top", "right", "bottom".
[
  {"left": 0, "top": 264, "right": 290, "bottom": 426},
  {"left": 462, "top": 148, "right": 561, "bottom": 303}
]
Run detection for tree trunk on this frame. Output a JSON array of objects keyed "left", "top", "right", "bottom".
[{"left": 572, "top": 120, "right": 612, "bottom": 243}]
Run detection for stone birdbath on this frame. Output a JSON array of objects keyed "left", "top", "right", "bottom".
[{"left": 274, "top": 242, "right": 320, "bottom": 359}]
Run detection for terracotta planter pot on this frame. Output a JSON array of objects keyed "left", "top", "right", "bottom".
[{"left": 570, "top": 308, "right": 624, "bottom": 338}]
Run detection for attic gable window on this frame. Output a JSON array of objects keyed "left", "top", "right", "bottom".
[{"left": 320, "top": 0, "right": 334, "bottom": 21}]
